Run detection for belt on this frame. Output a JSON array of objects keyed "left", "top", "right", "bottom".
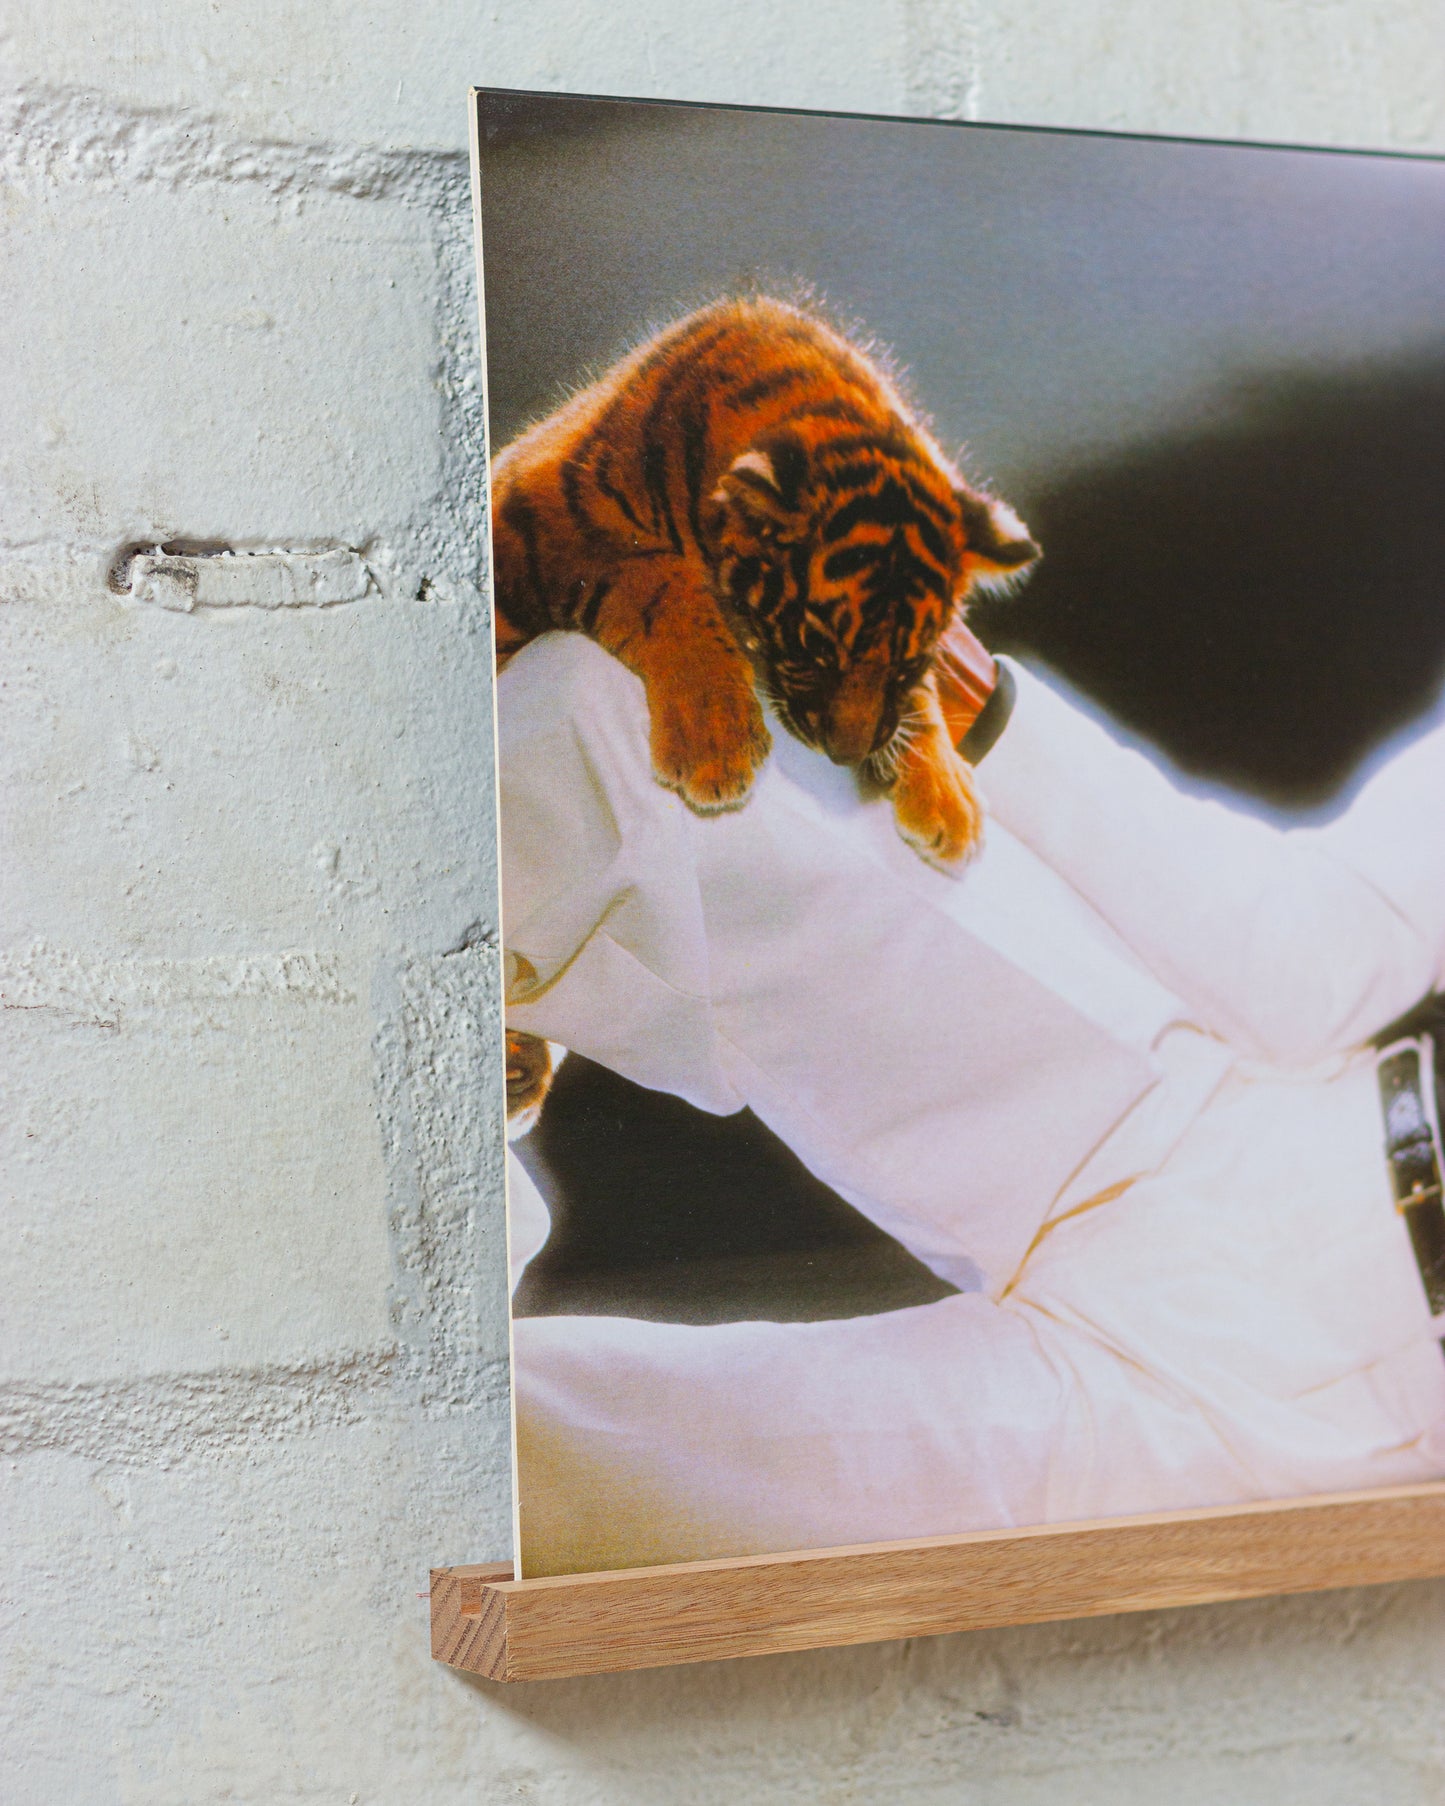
[{"left": 1377, "top": 1024, "right": 1445, "bottom": 1342}]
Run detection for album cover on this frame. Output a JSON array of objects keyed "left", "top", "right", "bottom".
[{"left": 470, "top": 88, "right": 1445, "bottom": 1578}]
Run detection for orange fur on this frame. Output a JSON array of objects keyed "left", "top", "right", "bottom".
[
  {"left": 494, "top": 299, "right": 1040, "bottom": 1128},
  {"left": 491, "top": 295, "right": 1038, "bottom": 857}
]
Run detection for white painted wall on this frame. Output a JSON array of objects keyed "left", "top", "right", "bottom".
[{"left": 3, "top": 4, "right": 1443, "bottom": 1800}]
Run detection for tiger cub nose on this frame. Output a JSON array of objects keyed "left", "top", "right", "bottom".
[{"left": 822, "top": 703, "right": 887, "bottom": 764}]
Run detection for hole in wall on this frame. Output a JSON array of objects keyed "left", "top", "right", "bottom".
[{"left": 107, "top": 539, "right": 236, "bottom": 593}]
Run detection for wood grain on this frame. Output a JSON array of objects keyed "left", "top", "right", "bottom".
[
  {"left": 430, "top": 1562, "right": 513, "bottom": 1675},
  {"left": 432, "top": 1481, "right": 1445, "bottom": 1681}
]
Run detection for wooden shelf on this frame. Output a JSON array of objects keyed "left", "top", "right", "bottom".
[{"left": 432, "top": 1479, "right": 1445, "bottom": 1682}]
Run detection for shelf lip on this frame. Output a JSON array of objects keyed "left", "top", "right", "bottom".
[{"left": 431, "top": 1478, "right": 1445, "bottom": 1682}]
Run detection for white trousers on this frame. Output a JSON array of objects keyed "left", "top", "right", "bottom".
[{"left": 512, "top": 1054, "right": 1445, "bottom": 1575}]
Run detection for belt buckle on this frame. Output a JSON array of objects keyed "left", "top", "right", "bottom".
[
  {"left": 1397, "top": 1180, "right": 1445, "bottom": 1216},
  {"left": 1377, "top": 1033, "right": 1445, "bottom": 1328}
]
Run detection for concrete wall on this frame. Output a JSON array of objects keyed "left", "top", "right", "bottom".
[{"left": 4, "top": 4, "right": 1443, "bottom": 1800}]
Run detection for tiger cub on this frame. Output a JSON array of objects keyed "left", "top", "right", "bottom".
[
  {"left": 490, "top": 294, "right": 1038, "bottom": 865},
  {"left": 494, "top": 297, "right": 1038, "bottom": 1134}
]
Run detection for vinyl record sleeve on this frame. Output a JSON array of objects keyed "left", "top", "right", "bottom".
[{"left": 469, "top": 87, "right": 1445, "bottom": 1580}]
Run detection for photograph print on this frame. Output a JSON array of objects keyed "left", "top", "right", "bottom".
[{"left": 471, "top": 89, "right": 1445, "bottom": 1579}]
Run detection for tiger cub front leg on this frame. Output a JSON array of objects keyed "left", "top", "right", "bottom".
[
  {"left": 887, "top": 673, "right": 985, "bottom": 869},
  {"left": 594, "top": 556, "right": 771, "bottom": 813}
]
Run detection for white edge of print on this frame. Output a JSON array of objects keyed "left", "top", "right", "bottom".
[{"left": 468, "top": 88, "right": 525, "bottom": 1584}]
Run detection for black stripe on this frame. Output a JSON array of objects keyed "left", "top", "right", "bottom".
[
  {"left": 823, "top": 481, "right": 922, "bottom": 542},
  {"left": 815, "top": 453, "right": 954, "bottom": 529},
  {"left": 907, "top": 510, "right": 950, "bottom": 565},
  {"left": 642, "top": 437, "right": 683, "bottom": 552},
  {"left": 559, "top": 453, "right": 607, "bottom": 543},
  {"left": 777, "top": 398, "right": 873, "bottom": 431},
  {"left": 592, "top": 448, "right": 646, "bottom": 533},
  {"left": 680, "top": 398, "right": 711, "bottom": 547},
  {"left": 577, "top": 575, "right": 612, "bottom": 633},
  {"left": 637, "top": 321, "right": 734, "bottom": 460},
  {"left": 814, "top": 458, "right": 888, "bottom": 492},
  {"left": 727, "top": 554, "right": 763, "bottom": 602},
  {"left": 821, "top": 480, "right": 956, "bottom": 561},
  {"left": 495, "top": 491, "right": 553, "bottom": 634},
  {"left": 822, "top": 543, "right": 881, "bottom": 582},
  {"left": 898, "top": 477, "right": 954, "bottom": 526},
  {"left": 729, "top": 366, "right": 808, "bottom": 409},
  {"left": 634, "top": 322, "right": 736, "bottom": 551},
  {"left": 757, "top": 565, "right": 786, "bottom": 618},
  {"left": 768, "top": 438, "right": 809, "bottom": 511},
  {"left": 868, "top": 540, "right": 947, "bottom": 601},
  {"left": 728, "top": 466, "right": 781, "bottom": 503},
  {"left": 559, "top": 394, "right": 632, "bottom": 524},
  {"left": 633, "top": 307, "right": 728, "bottom": 380},
  {"left": 811, "top": 429, "right": 929, "bottom": 468},
  {"left": 788, "top": 540, "right": 812, "bottom": 601}
]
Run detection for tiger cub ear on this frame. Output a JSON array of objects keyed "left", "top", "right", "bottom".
[
  {"left": 954, "top": 484, "right": 1041, "bottom": 580},
  {"left": 711, "top": 437, "right": 810, "bottom": 538}
]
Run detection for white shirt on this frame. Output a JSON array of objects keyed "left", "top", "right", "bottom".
[{"left": 500, "top": 634, "right": 1445, "bottom": 1294}]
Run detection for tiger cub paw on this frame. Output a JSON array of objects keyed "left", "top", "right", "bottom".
[
  {"left": 890, "top": 742, "right": 985, "bottom": 870},
  {"left": 650, "top": 685, "right": 772, "bottom": 814}
]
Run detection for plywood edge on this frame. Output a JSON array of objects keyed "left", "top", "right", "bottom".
[{"left": 431, "top": 1481, "right": 1445, "bottom": 1682}]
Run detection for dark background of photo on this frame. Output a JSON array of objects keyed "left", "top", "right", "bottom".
[{"left": 477, "top": 91, "right": 1445, "bottom": 1323}]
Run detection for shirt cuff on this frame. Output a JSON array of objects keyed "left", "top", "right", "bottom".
[{"left": 958, "top": 659, "right": 1016, "bottom": 764}]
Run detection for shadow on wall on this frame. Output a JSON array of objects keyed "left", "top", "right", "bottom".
[{"left": 515, "top": 353, "right": 1445, "bottom": 1322}]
